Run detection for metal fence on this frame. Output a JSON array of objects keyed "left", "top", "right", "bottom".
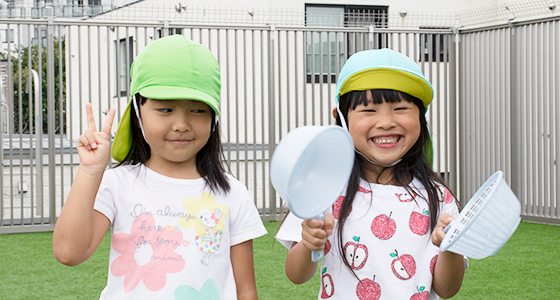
[
  {"left": 3, "top": 13, "right": 560, "bottom": 233},
  {"left": 459, "top": 16, "right": 560, "bottom": 224},
  {"left": 0, "top": 19, "right": 458, "bottom": 233}
]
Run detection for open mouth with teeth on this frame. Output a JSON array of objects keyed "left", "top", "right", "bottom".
[{"left": 371, "top": 135, "right": 402, "bottom": 145}]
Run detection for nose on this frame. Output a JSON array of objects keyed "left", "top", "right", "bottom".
[
  {"left": 172, "top": 114, "right": 191, "bottom": 132},
  {"left": 375, "top": 111, "right": 397, "bottom": 129}
]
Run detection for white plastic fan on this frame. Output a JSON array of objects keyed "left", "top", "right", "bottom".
[{"left": 440, "top": 171, "right": 521, "bottom": 259}]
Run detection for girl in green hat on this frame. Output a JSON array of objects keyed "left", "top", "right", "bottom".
[
  {"left": 53, "top": 35, "right": 266, "bottom": 299},
  {"left": 276, "top": 49, "right": 465, "bottom": 299}
]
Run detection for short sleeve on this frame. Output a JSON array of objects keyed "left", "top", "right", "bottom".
[
  {"left": 93, "top": 170, "right": 117, "bottom": 224},
  {"left": 275, "top": 212, "right": 304, "bottom": 249},
  {"left": 229, "top": 190, "right": 267, "bottom": 246}
]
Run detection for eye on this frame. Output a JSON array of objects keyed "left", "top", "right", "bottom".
[
  {"left": 191, "top": 108, "right": 208, "bottom": 113},
  {"left": 158, "top": 108, "right": 173, "bottom": 113}
]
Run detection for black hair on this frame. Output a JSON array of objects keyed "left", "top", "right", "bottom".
[
  {"left": 116, "top": 94, "right": 230, "bottom": 194},
  {"left": 335, "top": 89, "right": 456, "bottom": 278}
]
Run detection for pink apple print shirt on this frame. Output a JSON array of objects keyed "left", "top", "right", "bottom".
[
  {"left": 93, "top": 164, "right": 267, "bottom": 299},
  {"left": 276, "top": 178, "right": 460, "bottom": 300}
]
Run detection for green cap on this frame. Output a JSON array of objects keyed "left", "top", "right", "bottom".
[{"left": 111, "top": 35, "right": 221, "bottom": 162}]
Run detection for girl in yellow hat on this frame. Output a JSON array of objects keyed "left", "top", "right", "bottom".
[{"left": 276, "top": 49, "right": 465, "bottom": 299}]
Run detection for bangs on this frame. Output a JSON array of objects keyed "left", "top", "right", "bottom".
[{"left": 345, "top": 89, "right": 424, "bottom": 113}]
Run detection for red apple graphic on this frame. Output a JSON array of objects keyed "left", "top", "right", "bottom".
[
  {"left": 409, "top": 210, "right": 429, "bottom": 235},
  {"left": 321, "top": 267, "right": 334, "bottom": 298},
  {"left": 324, "top": 239, "right": 331, "bottom": 256},
  {"left": 390, "top": 250, "right": 416, "bottom": 280},
  {"left": 430, "top": 255, "right": 438, "bottom": 274},
  {"left": 437, "top": 186, "right": 453, "bottom": 203},
  {"left": 332, "top": 196, "right": 352, "bottom": 219},
  {"left": 371, "top": 212, "right": 396, "bottom": 240},
  {"left": 359, "top": 186, "right": 372, "bottom": 194},
  {"left": 410, "top": 286, "right": 429, "bottom": 300},
  {"left": 444, "top": 188, "right": 453, "bottom": 203},
  {"left": 396, "top": 192, "right": 415, "bottom": 202},
  {"left": 356, "top": 275, "right": 381, "bottom": 300},
  {"left": 344, "top": 236, "right": 368, "bottom": 270}
]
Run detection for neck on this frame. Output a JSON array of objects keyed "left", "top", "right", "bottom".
[{"left": 145, "top": 157, "right": 201, "bottom": 179}]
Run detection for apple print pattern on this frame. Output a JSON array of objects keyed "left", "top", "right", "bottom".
[
  {"left": 321, "top": 268, "right": 335, "bottom": 298},
  {"left": 332, "top": 196, "right": 349, "bottom": 219},
  {"left": 441, "top": 187, "right": 453, "bottom": 203},
  {"left": 396, "top": 192, "right": 416, "bottom": 202},
  {"left": 390, "top": 250, "right": 416, "bottom": 280},
  {"left": 324, "top": 239, "right": 332, "bottom": 256},
  {"left": 344, "top": 236, "right": 369, "bottom": 270},
  {"left": 275, "top": 178, "right": 462, "bottom": 299},
  {"left": 371, "top": 212, "right": 396, "bottom": 240},
  {"left": 410, "top": 286, "right": 430, "bottom": 300},
  {"left": 430, "top": 255, "right": 438, "bottom": 274},
  {"left": 409, "top": 209, "right": 429, "bottom": 235},
  {"left": 356, "top": 275, "right": 381, "bottom": 300},
  {"left": 332, "top": 187, "right": 371, "bottom": 219}
]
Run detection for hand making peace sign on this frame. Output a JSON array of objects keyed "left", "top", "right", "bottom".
[{"left": 76, "top": 103, "right": 117, "bottom": 171}]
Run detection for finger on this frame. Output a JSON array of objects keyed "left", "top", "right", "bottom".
[
  {"left": 86, "top": 103, "right": 97, "bottom": 132},
  {"left": 301, "top": 230, "right": 326, "bottom": 251},
  {"left": 101, "top": 108, "right": 116, "bottom": 136},
  {"left": 438, "top": 213, "right": 454, "bottom": 227},
  {"left": 323, "top": 213, "right": 335, "bottom": 236},
  {"left": 78, "top": 131, "right": 96, "bottom": 150},
  {"left": 302, "top": 218, "right": 324, "bottom": 230},
  {"left": 83, "top": 128, "right": 98, "bottom": 149},
  {"left": 431, "top": 227, "right": 445, "bottom": 247}
]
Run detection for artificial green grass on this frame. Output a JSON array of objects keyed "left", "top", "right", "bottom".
[{"left": 0, "top": 221, "right": 558, "bottom": 299}]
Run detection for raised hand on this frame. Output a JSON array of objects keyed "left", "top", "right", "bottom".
[
  {"left": 76, "top": 103, "right": 116, "bottom": 171},
  {"left": 300, "top": 213, "right": 334, "bottom": 252},
  {"left": 431, "top": 213, "right": 454, "bottom": 247}
]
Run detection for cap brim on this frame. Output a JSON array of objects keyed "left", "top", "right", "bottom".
[
  {"left": 111, "top": 101, "right": 133, "bottom": 162},
  {"left": 338, "top": 68, "right": 433, "bottom": 108},
  {"left": 138, "top": 86, "right": 220, "bottom": 115}
]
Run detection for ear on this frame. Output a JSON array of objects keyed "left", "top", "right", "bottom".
[{"left": 332, "top": 107, "right": 338, "bottom": 120}]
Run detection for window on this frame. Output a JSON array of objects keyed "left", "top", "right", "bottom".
[
  {"left": 3, "top": 29, "right": 14, "bottom": 43},
  {"left": 40, "top": 28, "right": 47, "bottom": 47},
  {"left": 419, "top": 31, "right": 448, "bottom": 62},
  {"left": 156, "top": 28, "right": 183, "bottom": 39},
  {"left": 305, "top": 4, "right": 388, "bottom": 83},
  {"left": 116, "top": 37, "right": 133, "bottom": 97}
]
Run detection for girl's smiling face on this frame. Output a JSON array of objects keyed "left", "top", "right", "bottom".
[
  {"left": 345, "top": 91, "right": 421, "bottom": 179},
  {"left": 140, "top": 98, "right": 213, "bottom": 178}
]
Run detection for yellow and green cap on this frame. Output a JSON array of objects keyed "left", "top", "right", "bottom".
[
  {"left": 111, "top": 35, "right": 221, "bottom": 162},
  {"left": 335, "top": 49, "right": 434, "bottom": 165},
  {"left": 336, "top": 48, "right": 433, "bottom": 107}
]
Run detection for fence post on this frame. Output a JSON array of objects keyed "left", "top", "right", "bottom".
[
  {"left": 368, "top": 25, "right": 374, "bottom": 50},
  {"left": 508, "top": 21, "right": 521, "bottom": 212},
  {"left": 163, "top": 20, "right": 169, "bottom": 37},
  {"left": 268, "top": 24, "right": 277, "bottom": 220},
  {"left": 449, "top": 27, "right": 459, "bottom": 196},
  {"left": 47, "top": 18, "right": 57, "bottom": 225}
]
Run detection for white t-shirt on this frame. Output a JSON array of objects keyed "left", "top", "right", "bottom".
[
  {"left": 276, "top": 178, "right": 461, "bottom": 300},
  {"left": 94, "top": 164, "right": 267, "bottom": 299}
]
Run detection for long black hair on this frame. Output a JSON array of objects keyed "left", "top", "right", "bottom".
[
  {"left": 335, "top": 89, "right": 455, "bottom": 277},
  {"left": 116, "top": 94, "right": 230, "bottom": 194}
]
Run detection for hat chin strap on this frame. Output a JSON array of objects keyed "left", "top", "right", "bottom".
[
  {"left": 132, "top": 95, "right": 148, "bottom": 142},
  {"left": 336, "top": 102, "right": 402, "bottom": 168}
]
